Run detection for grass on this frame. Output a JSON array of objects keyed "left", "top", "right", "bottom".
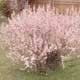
[
  {"left": 0, "top": 23, "right": 80, "bottom": 80},
  {"left": 0, "top": 46, "right": 80, "bottom": 80},
  {"left": 0, "top": 15, "right": 80, "bottom": 80}
]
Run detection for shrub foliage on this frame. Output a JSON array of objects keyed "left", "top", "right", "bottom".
[{"left": 1, "top": 6, "right": 80, "bottom": 71}]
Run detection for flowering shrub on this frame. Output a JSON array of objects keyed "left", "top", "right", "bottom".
[{"left": 1, "top": 6, "right": 80, "bottom": 71}]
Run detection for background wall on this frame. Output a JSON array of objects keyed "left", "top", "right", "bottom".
[{"left": 28, "top": 0, "right": 80, "bottom": 12}]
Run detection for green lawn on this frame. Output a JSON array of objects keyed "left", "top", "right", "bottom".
[{"left": 0, "top": 46, "right": 80, "bottom": 80}]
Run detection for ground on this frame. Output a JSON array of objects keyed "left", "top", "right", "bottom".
[{"left": 0, "top": 46, "right": 80, "bottom": 80}]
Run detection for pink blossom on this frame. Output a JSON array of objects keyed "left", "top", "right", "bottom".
[{"left": 1, "top": 6, "right": 80, "bottom": 70}]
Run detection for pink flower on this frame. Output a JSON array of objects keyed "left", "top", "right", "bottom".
[{"left": 1, "top": 6, "right": 80, "bottom": 70}]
